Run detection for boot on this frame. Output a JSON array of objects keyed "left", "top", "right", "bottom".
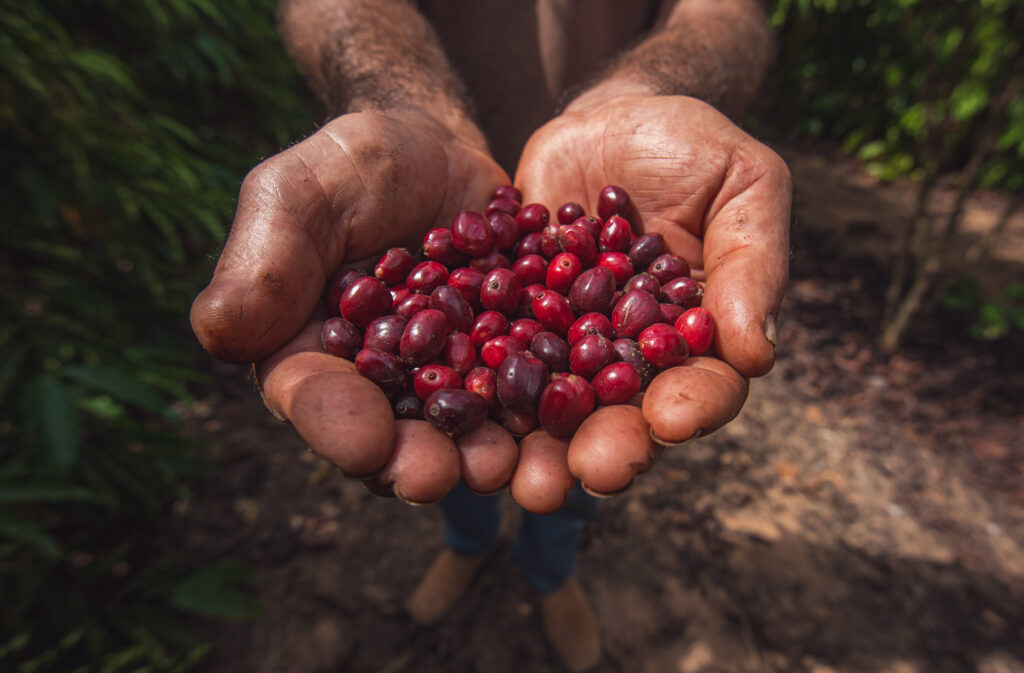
[
  {"left": 539, "top": 576, "right": 601, "bottom": 672},
  {"left": 405, "top": 548, "right": 491, "bottom": 626}
]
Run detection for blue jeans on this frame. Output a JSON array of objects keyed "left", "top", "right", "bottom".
[{"left": 440, "top": 481, "right": 596, "bottom": 595}]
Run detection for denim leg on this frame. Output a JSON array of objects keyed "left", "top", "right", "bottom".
[
  {"left": 514, "top": 482, "right": 597, "bottom": 595},
  {"left": 440, "top": 481, "right": 502, "bottom": 556}
]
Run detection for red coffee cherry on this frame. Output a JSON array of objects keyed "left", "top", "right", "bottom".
[
  {"left": 675, "top": 307, "right": 715, "bottom": 356},
  {"left": 538, "top": 375, "right": 595, "bottom": 437},
  {"left": 321, "top": 317, "right": 362, "bottom": 359},
  {"left": 374, "top": 247, "right": 416, "bottom": 285},
  {"left": 637, "top": 323, "right": 689, "bottom": 368},
  {"left": 591, "top": 362, "right": 642, "bottom": 406},
  {"left": 340, "top": 276, "right": 392, "bottom": 327}
]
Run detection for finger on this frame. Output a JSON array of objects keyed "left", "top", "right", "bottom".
[
  {"left": 641, "top": 356, "right": 748, "bottom": 444},
  {"left": 510, "top": 431, "right": 576, "bottom": 514},
  {"left": 456, "top": 420, "right": 520, "bottom": 495},
  {"left": 258, "top": 321, "right": 396, "bottom": 477},
  {"left": 567, "top": 405, "right": 660, "bottom": 496},
  {"left": 190, "top": 113, "right": 506, "bottom": 364},
  {"left": 370, "top": 420, "right": 462, "bottom": 505},
  {"left": 700, "top": 142, "right": 791, "bottom": 377}
]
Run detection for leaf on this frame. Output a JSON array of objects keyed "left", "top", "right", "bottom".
[
  {"left": 169, "top": 563, "right": 261, "bottom": 619},
  {"left": 63, "top": 365, "right": 167, "bottom": 413},
  {"left": 0, "top": 484, "right": 105, "bottom": 505},
  {"left": 950, "top": 80, "right": 989, "bottom": 122},
  {"left": 0, "top": 511, "right": 61, "bottom": 560},
  {"left": 30, "top": 376, "right": 80, "bottom": 471}
]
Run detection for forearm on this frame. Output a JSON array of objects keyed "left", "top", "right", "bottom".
[
  {"left": 568, "top": 0, "right": 772, "bottom": 118},
  {"left": 278, "top": 0, "right": 484, "bottom": 147}
]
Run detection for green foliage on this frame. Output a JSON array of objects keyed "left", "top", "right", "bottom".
[
  {"left": 942, "top": 278, "right": 1024, "bottom": 341},
  {"left": 0, "top": 0, "right": 310, "bottom": 670},
  {"left": 765, "top": 0, "right": 1024, "bottom": 189}
]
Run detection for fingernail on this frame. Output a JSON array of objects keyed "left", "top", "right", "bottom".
[
  {"left": 649, "top": 427, "right": 703, "bottom": 448},
  {"left": 764, "top": 314, "right": 778, "bottom": 349}
]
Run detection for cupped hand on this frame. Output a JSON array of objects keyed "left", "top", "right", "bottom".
[
  {"left": 190, "top": 108, "right": 524, "bottom": 504},
  {"left": 513, "top": 94, "right": 791, "bottom": 497}
]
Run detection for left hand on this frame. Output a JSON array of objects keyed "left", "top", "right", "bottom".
[{"left": 513, "top": 93, "right": 791, "bottom": 496}]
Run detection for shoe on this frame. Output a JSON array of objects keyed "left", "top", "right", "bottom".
[
  {"left": 539, "top": 576, "right": 601, "bottom": 672},
  {"left": 405, "top": 548, "right": 491, "bottom": 626}
]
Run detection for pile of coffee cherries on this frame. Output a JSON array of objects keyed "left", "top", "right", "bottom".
[{"left": 320, "top": 185, "right": 714, "bottom": 439}]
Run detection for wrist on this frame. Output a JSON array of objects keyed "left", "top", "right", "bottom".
[{"left": 563, "top": 79, "right": 655, "bottom": 115}]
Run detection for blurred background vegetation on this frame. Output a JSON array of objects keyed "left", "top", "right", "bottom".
[{"left": 0, "top": 0, "right": 1020, "bottom": 670}]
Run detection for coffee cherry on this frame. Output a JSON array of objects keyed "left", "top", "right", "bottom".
[
  {"left": 611, "top": 290, "right": 661, "bottom": 339},
  {"left": 496, "top": 351, "right": 548, "bottom": 411},
  {"left": 429, "top": 285, "right": 474, "bottom": 334},
  {"left": 623, "top": 272, "right": 660, "bottom": 297},
  {"left": 321, "top": 317, "right": 362, "bottom": 359},
  {"left": 599, "top": 215, "right": 633, "bottom": 253},
  {"left": 470, "top": 250, "right": 511, "bottom": 273},
  {"left": 538, "top": 375, "right": 595, "bottom": 437},
  {"left": 659, "top": 303, "right": 685, "bottom": 325},
  {"left": 488, "top": 212, "right": 520, "bottom": 252},
  {"left": 596, "top": 252, "right": 634, "bottom": 287},
  {"left": 423, "top": 227, "right": 468, "bottom": 267},
  {"left": 492, "top": 185, "right": 522, "bottom": 202},
  {"left": 512, "top": 254, "right": 548, "bottom": 286},
  {"left": 390, "top": 284, "right": 411, "bottom": 308},
  {"left": 480, "top": 335, "right": 526, "bottom": 370},
  {"left": 406, "top": 261, "right": 450, "bottom": 295},
  {"left": 675, "top": 307, "right": 715, "bottom": 355},
  {"left": 515, "top": 232, "right": 544, "bottom": 258},
  {"left": 612, "top": 338, "right": 656, "bottom": 387},
  {"left": 569, "top": 266, "right": 616, "bottom": 316},
  {"left": 485, "top": 197, "right": 521, "bottom": 218},
  {"left": 628, "top": 232, "right": 665, "bottom": 271},
  {"left": 567, "top": 312, "right": 613, "bottom": 346},
  {"left": 447, "top": 267, "right": 486, "bottom": 311},
  {"left": 355, "top": 348, "right": 407, "bottom": 392},
  {"left": 480, "top": 268, "right": 523, "bottom": 316},
  {"left": 597, "top": 185, "right": 631, "bottom": 220},
  {"left": 558, "top": 224, "right": 597, "bottom": 267},
  {"left": 464, "top": 366, "right": 498, "bottom": 407},
  {"left": 557, "top": 202, "right": 585, "bottom": 225},
  {"left": 374, "top": 247, "right": 416, "bottom": 285},
  {"left": 546, "top": 252, "right": 583, "bottom": 295},
  {"left": 393, "top": 392, "right": 423, "bottom": 420},
  {"left": 530, "top": 331, "right": 570, "bottom": 372},
  {"left": 637, "top": 323, "right": 689, "bottom": 368},
  {"left": 394, "top": 293, "right": 430, "bottom": 321},
  {"left": 539, "top": 223, "right": 562, "bottom": 259},
  {"left": 648, "top": 254, "right": 690, "bottom": 284},
  {"left": 516, "top": 203, "right": 550, "bottom": 233},
  {"left": 363, "top": 314, "right": 407, "bottom": 354},
  {"left": 442, "top": 331, "right": 476, "bottom": 376},
  {"left": 571, "top": 215, "right": 603, "bottom": 240},
  {"left": 470, "top": 310, "right": 510, "bottom": 347},
  {"left": 424, "top": 388, "right": 488, "bottom": 437},
  {"left": 340, "top": 276, "right": 392, "bottom": 327},
  {"left": 661, "top": 276, "right": 703, "bottom": 308},
  {"left": 414, "top": 364, "right": 464, "bottom": 400},
  {"left": 518, "top": 283, "right": 547, "bottom": 319},
  {"left": 591, "top": 362, "right": 642, "bottom": 406},
  {"left": 400, "top": 308, "right": 449, "bottom": 366},
  {"left": 509, "top": 318, "right": 543, "bottom": 344},
  {"left": 569, "top": 334, "right": 615, "bottom": 380},
  {"left": 324, "top": 269, "right": 365, "bottom": 317},
  {"left": 532, "top": 290, "right": 575, "bottom": 336}
]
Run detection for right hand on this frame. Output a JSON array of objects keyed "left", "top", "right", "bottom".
[{"left": 190, "top": 108, "right": 525, "bottom": 504}]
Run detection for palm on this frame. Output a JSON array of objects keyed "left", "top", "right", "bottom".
[{"left": 515, "top": 95, "right": 791, "bottom": 494}]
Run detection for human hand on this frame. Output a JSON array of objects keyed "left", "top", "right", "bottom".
[
  {"left": 514, "top": 93, "right": 791, "bottom": 496},
  {"left": 190, "top": 108, "right": 534, "bottom": 504}
]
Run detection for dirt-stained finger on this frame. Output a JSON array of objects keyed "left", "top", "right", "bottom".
[
  {"left": 510, "top": 430, "right": 575, "bottom": 514},
  {"left": 567, "top": 405, "right": 659, "bottom": 496},
  {"left": 641, "top": 356, "right": 748, "bottom": 444},
  {"left": 373, "top": 420, "right": 461, "bottom": 505},
  {"left": 457, "top": 420, "right": 519, "bottom": 495}
]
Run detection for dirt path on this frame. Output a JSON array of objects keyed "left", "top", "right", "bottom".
[{"left": 177, "top": 145, "right": 1024, "bottom": 673}]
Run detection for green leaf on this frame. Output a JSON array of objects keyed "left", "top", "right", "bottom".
[
  {"left": 63, "top": 365, "right": 167, "bottom": 413},
  {"left": 30, "top": 376, "right": 80, "bottom": 471},
  {"left": 169, "top": 563, "right": 261, "bottom": 619},
  {"left": 0, "top": 484, "right": 105, "bottom": 505},
  {"left": 0, "top": 511, "right": 61, "bottom": 560},
  {"left": 950, "top": 80, "right": 989, "bottom": 122}
]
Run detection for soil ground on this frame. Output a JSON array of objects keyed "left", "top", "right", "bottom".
[{"left": 174, "top": 143, "right": 1024, "bottom": 673}]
